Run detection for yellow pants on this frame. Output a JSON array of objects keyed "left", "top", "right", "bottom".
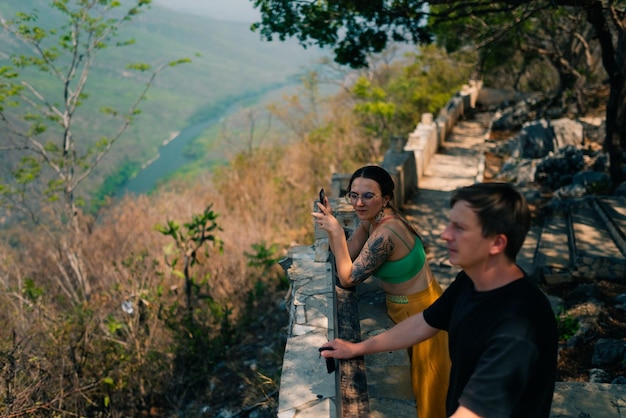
[{"left": 385, "top": 277, "right": 450, "bottom": 418}]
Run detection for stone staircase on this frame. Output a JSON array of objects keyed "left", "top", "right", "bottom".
[
  {"left": 530, "top": 195, "right": 626, "bottom": 285},
  {"left": 401, "top": 108, "right": 626, "bottom": 289}
]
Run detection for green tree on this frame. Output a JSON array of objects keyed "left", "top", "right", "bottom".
[
  {"left": 156, "top": 205, "right": 223, "bottom": 325},
  {"left": 431, "top": 5, "right": 604, "bottom": 115},
  {"left": 351, "top": 45, "right": 475, "bottom": 141},
  {"left": 0, "top": 0, "right": 189, "bottom": 304},
  {"left": 251, "top": 0, "right": 626, "bottom": 189}
]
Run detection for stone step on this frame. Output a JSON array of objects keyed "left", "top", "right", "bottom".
[
  {"left": 535, "top": 196, "right": 626, "bottom": 285},
  {"left": 536, "top": 213, "right": 573, "bottom": 285},
  {"left": 570, "top": 197, "right": 626, "bottom": 280},
  {"left": 518, "top": 224, "right": 541, "bottom": 278},
  {"left": 597, "top": 196, "right": 626, "bottom": 256}
]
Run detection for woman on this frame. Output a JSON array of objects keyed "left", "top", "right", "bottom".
[{"left": 312, "top": 165, "right": 450, "bottom": 418}]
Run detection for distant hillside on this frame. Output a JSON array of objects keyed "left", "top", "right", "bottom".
[
  {"left": 0, "top": 0, "right": 327, "bottom": 198},
  {"left": 152, "top": 0, "right": 260, "bottom": 23}
]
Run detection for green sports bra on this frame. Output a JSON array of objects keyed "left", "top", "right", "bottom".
[{"left": 373, "top": 226, "right": 426, "bottom": 284}]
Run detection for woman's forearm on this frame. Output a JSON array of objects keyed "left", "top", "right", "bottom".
[{"left": 328, "top": 228, "right": 355, "bottom": 287}]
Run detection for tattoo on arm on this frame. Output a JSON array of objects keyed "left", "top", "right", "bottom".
[
  {"left": 347, "top": 222, "right": 368, "bottom": 260},
  {"left": 351, "top": 234, "right": 394, "bottom": 284}
]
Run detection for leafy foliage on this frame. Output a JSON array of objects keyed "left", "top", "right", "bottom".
[
  {"left": 355, "top": 45, "right": 475, "bottom": 139},
  {"left": 251, "top": 0, "right": 431, "bottom": 68},
  {"left": 430, "top": 3, "right": 604, "bottom": 115},
  {"left": 156, "top": 204, "right": 223, "bottom": 322},
  {"left": 557, "top": 310, "right": 580, "bottom": 342}
]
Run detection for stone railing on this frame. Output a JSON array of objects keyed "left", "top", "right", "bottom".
[{"left": 276, "top": 80, "right": 483, "bottom": 418}]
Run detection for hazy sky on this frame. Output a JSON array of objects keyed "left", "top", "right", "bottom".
[{"left": 153, "top": 0, "right": 260, "bottom": 23}]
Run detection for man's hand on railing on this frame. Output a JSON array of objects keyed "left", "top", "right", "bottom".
[
  {"left": 318, "top": 347, "right": 337, "bottom": 373},
  {"left": 319, "top": 339, "right": 361, "bottom": 360}
]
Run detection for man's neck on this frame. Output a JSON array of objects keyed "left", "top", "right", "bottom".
[{"left": 466, "top": 260, "right": 523, "bottom": 292}]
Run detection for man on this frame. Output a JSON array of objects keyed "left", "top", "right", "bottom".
[{"left": 321, "top": 182, "right": 558, "bottom": 417}]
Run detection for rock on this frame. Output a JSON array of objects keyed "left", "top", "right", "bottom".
[
  {"left": 495, "top": 158, "right": 537, "bottom": 185},
  {"left": 589, "top": 368, "right": 611, "bottom": 383},
  {"left": 535, "top": 145, "right": 585, "bottom": 190},
  {"left": 565, "top": 301, "right": 604, "bottom": 347},
  {"left": 591, "top": 338, "right": 626, "bottom": 367},
  {"left": 490, "top": 95, "right": 546, "bottom": 130},
  {"left": 565, "top": 284, "right": 603, "bottom": 308},
  {"left": 552, "top": 118, "right": 584, "bottom": 149},
  {"left": 580, "top": 117, "right": 606, "bottom": 145},
  {"left": 612, "top": 376, "right": 626, "bottom": 384},
  {"left": 519, "top": 119, "right": 556, "bottom": 159},
  {"left": 614, "top": 182, "right": 626, "bottom": 197},
  {"left": 572, "top": 170, "right": 611, "bottom": 194},
  {"left": 554, "top": 183, "right": 587, "bottom": 199}
]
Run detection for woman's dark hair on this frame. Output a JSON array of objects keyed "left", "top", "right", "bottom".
[{"left": 451, "top": 182, "right": 530, "bottom": 261}]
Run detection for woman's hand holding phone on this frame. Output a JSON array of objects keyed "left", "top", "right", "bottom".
[{"left": 314, "top": 187, "right": 341, "bottom": 232}]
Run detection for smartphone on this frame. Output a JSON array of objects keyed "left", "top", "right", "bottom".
[
  {"left": 319, "top": 188, "right": 325, "bottom": 205},
  {"left": 319, "top": 346, "right": 336, "bottom": 373}
]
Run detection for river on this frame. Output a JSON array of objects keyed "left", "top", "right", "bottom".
[
  {"left": 116, "top": 79, "right": 333, "bottom": 197},
  {"left": 116, "top": 103, "right": 240, "bottom": 197}
]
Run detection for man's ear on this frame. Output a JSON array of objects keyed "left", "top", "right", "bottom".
[{"left": 489, "top": 234, "right": 508, "bottom": 255}]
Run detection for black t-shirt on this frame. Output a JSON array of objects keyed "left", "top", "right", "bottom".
[{"left": 424, "top": 271, "right": 558, "bottom": 417}]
